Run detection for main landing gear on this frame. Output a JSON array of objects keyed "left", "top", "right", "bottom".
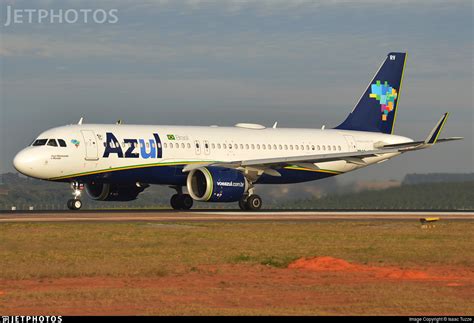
[
  {"left": 67, "top": 182, "right": 83, "bottom": 210},
  {"left": 238, "top": 194, "right": 263, "bottom": 211},
  {"left": 169, "top": 186, "right": 193, "bottom": 210}
]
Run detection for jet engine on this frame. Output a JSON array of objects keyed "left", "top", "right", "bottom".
[
  {"left": 186, "top": 167, "right": 249, "bottom": 202},
  {"left": 85, "top": 182, "right": 147, "bottom": 201}
]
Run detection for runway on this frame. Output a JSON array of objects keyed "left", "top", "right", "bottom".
[{"left": 1, "top": 210, "right": 473, "bottom": 223}]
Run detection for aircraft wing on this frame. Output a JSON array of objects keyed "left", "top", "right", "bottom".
[
  {"left": 379, "top": 137, "right": 463, "bottom": 151},
  {"left": 182, "top": 113, "right": 462, "bottom": 176},
  {"left": 377, "top": 113, "right": 462, "bottom": 152}
]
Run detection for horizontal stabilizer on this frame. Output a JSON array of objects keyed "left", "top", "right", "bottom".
[{"left": 424, "top": 112, "right": 449, "bottom": 145}]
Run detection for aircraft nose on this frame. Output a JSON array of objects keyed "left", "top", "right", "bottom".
[{"left": 13, "top": 149, "right": 36, "bottom": 176}]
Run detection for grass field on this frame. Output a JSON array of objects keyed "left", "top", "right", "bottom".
[{"left": 1, "top": 220, "right": 473, "bottom": 315}]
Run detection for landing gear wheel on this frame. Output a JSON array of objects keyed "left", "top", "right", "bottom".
[
  {"left": 170, "top": 194, "right": 194, "bottom": 210},
  {"left": 181, "top": 194, "right": 193, "bottom": 210},
  {"left": 246, "top": 195, "right": 262, "bottom": 211},
  {"left": 67, "top": 199, "right": 82, "bottom": 210},
  {"left": 170, "top": 194, "right": 181, "bottom": 210},
  {"left": 238, "top": 198, "right": 249, "bottom": 211}
]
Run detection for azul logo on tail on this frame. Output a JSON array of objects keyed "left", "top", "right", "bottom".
[
  {"left": 103, "top": 132, "right": 163, "bottom": 159},
  {"left": 369, "top": 80, "right": 398, "bottom": 121}
]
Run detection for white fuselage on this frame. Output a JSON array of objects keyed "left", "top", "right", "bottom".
[{"left": 13, "top": 123, "right": 412, "bottom": 184}]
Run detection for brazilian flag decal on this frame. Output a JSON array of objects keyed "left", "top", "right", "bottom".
[{"left": 167, "top": 134, "right": 175, "bottom": 140}]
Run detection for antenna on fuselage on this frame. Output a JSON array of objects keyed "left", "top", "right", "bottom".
[
  {"left": 116, "top": 120, "right": 123, "bottom": 125},
  {"left": 78, "top": 117, "right": 84, "bottom": 125},
  {"left": 272, "top": 122, "right": 278, "bottom": 129}
]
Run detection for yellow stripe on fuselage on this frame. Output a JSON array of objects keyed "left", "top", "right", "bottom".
[{"left": 283, "top": 166, "right": 341, "bottom": 175}]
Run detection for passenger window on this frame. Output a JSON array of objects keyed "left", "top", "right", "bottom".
[
  {"left": 196, "top": 143, "right": 200, "bottom": 148},
  {"left": 187, "top": 143, "right": 191, "bottom": 149},
  {"left": 251, "top": 144, "right": 255, "bottom": 150},
  {"left": 256, "top": 144, "right": 260, "bottom": 149},
  {"left": 328, "top": 146, "right": 331, "bottom": 151},
  {"left": 333, "top": 145, "right": 336, "bottom": 151},
  {"left": 295, "top": 145, "right": 299, "bottom": 150},
  {"left": 33, "top": 139, "right": 48, "bottom": 146},
  {"left": 317, "top": 145, "right": 320, "bottom": 151},
  {"left": 58, "top": 139, "right": 67, "bottom": 147},
  {"left": 311, "top": 145, "right": 315, "bottom": 151},
  {"left": 301, "top": 145, "right": 304, "bottom": 150},
  {"left": 279, "top": 144, "right": 282, "bottom": 150},
  {"left": 205, "top": 143, "right": 209, "bottom": 149},
  {"left": 290, "top": 145, "right": 293, "bottom": 150},
  {"left": 245, "top": 144, "right": 249, "bottom": 150},
  {"left": 338, "top": 145, "right": 341, "bottom": 151},
  {"left": 284, "top": 145, "right": 288, "bottom": 150},
  {"left": 234, "top": 144, "right": 238, "bottom": 149},
  {"left": 182, "top": 143, "right": 185, "bottom": 148},
  {"left": 322, "top": 145, "right": 326, "bottom": 151},
  {"left": 218, "top": 143, "right": 221, "bottom": 149},
  {"left": 262, "top": 145, "right": 266, "bottom": 150},
  {"left": 47, "top": 139, "right": 58, "bottom": 147},
  {"left": 306, "top": 145, "right": 310, "bottom": 150},
  {"left": 240, "top": 144, "right": 244, "bottom": 149},
  {"left": 211, "top": 143, "right": 215, "bottom": 149},
  {"left": 223, "top": 144, "right": 227, "bottom": 149}
]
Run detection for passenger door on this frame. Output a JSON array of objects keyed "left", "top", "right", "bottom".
[
  {"left": 81, "top": 130, "right": 99, "bottom": 160},
  {"left": 343, "top": 135, "right": 357, "bottom": 152}
]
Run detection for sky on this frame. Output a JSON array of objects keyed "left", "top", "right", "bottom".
[{"left": 0, "top": 0, "right": 472, "bottom": 183}]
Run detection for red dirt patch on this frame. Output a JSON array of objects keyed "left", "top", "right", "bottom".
[
  {"left": 288, "top": 256, "right": 454, "bottom": 281},
  {"left": 1, "top": 263, "right": 472, "bottom": 315}
]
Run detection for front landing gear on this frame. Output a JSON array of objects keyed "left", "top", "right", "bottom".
[
  {"left": 67, "top": 199, "right": 82, "bottom": 210},
  {"left": 67, "top": 182, "right": 83, "bottom": 210},
  {"left": 239, "top": 194, "right": 262, "bottom": 211}
]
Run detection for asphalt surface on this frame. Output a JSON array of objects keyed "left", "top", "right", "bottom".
[{"left": 1, "top": 210, "right": 473, "bottom": 223}]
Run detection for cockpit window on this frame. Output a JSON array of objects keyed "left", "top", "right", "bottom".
[
  {"left": 47, "top": 139, "right": 58, "bottom": 147},
  {"left": 58, "top": 139, "right": 67, "bottom": 147},
  {"left": 32, "top": 139, "right": 48, "bottom": 146}
]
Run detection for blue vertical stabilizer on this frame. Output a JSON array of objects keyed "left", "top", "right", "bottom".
[{"left": 335, "top": 52, "right": 407, "bottom": 134}]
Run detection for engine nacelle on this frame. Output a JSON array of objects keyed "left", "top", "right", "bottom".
[
  {"left": 85, "top": 183, "right": 147, "bottom": 201},
  {"left": 186, "top": 167, "right": 249, "bottom": 202}
]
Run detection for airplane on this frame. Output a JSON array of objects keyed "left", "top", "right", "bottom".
[{"left": 12, "top": 52, "right": 462, "bottom": 211}]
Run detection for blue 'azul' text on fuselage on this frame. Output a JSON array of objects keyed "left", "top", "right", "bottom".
[{"left": 103, "top": 132, "right": 163, "bottom": 159}]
